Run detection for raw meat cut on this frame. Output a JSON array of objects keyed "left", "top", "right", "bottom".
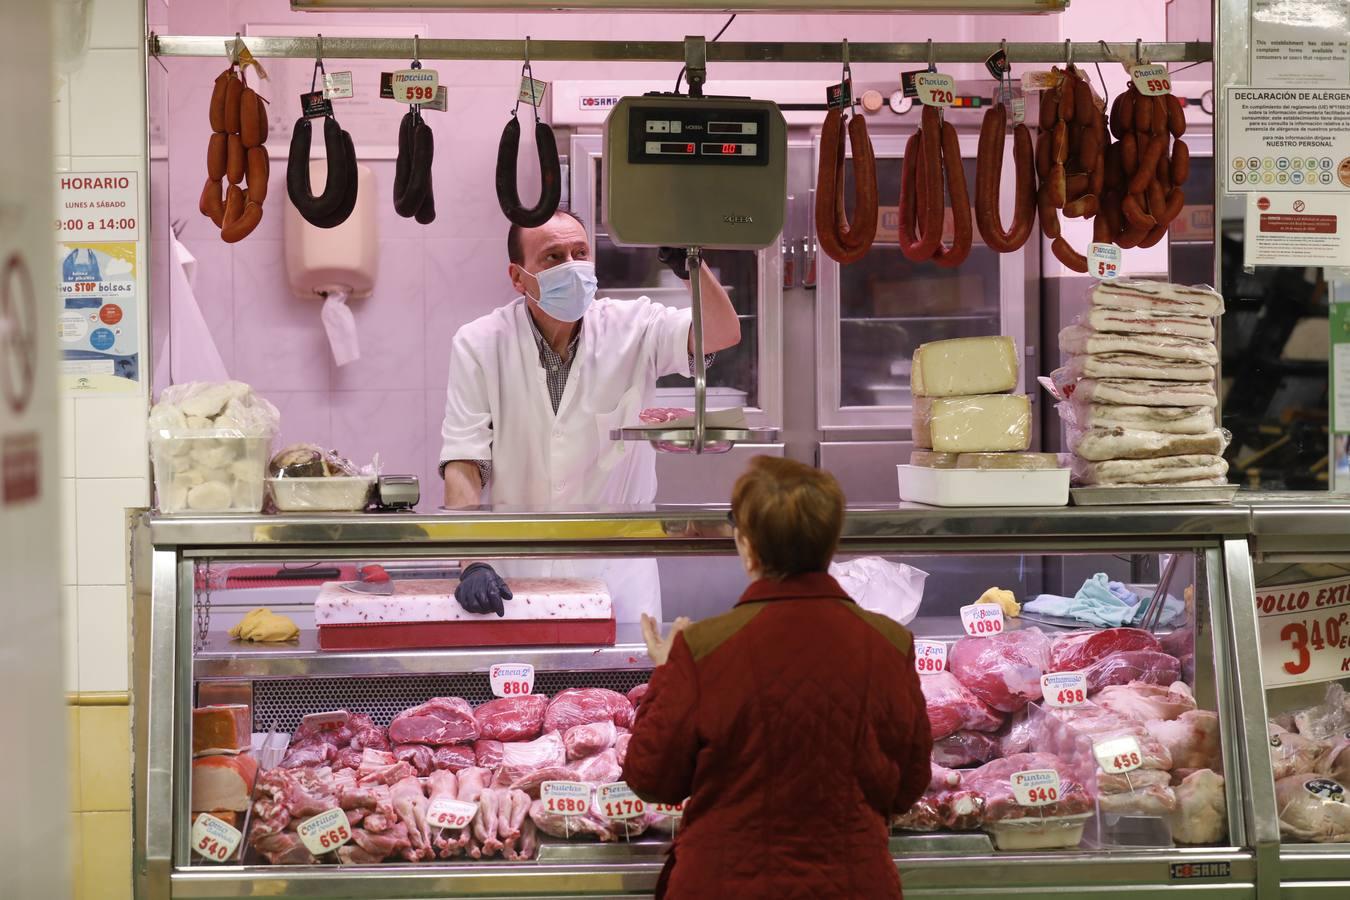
[
  {"left": 1145, "top": 710, "right": 1221, "bottom": 771},
  {"left": 1276, "top": 774, "right": 1350, "bottom": 842},
  {"left": 564, "top": 720, "right": 617, "bottom": 760},
  {"left": 279, "top": 741, "right": 336, "bottom": 769},
  {"left": 1269, "top": 723, "right": 1327, "bottom": 780},
  {"left": 254, "top": 831, "right": 317, "bottom": 865},
  {"left": 338, "top": 822, "right": 411, "bottom": 864},
  {"left": 571, "top": 748, "right": 623, "bottom": 785},
  {"left": 393, "top": 744, "right": 434, "bottom": 776},
  {"left": 357, "top": 748, "right": 416, "bottom": 786},
  {"left": 1169, "top": 769, "right": 1227, "bottom": 844},
  {"left": 932, "top": 731, "right": 1000, "bottom": 768},
  {"left": 473, "top": 695, "right": 548, "bottom": 742},
  {"left": 962, "top": 753, "right": 1096, "bottom": 821},
  {"left": 432, "top": 745, "right": 476, "bottom": 771},
  {"left": 948, "top": 628, "right": 1051, "bottom": 713},
  {"left": 509, "top": 764, "right": 576, "bottom": 798},
  {"left": 920, "top": 670, "right": 1004, "bottom": 740},
  {"left": 471, "top": 788, "right": 505, "bottom": 857},
  {"left": 1034, "top": 703, "right": 1174, "bottom": 771},
  {"left": 614, "top": 732, "right": 631, "bottom": 766},
  {"left": 192, "top": 704, "right": 252, "bottom": 755},
  {"left": 474, "top": 740, "right": 504, "bottom": 768},
  {"left": 348, "top": 714, "right": 391, "bottom": 751},
  {"left": 191, "top": 754, "right": 259, "bottom": 813},
  {"left": 496, "top": 732, "right": 566, "bottom": 784},
  {"left": 1081, "top": 650, "right": 1181, "bottom": 692},
  {"left": 515, "top": 818, "right": 540, "bottom": 860},
  {"left": 389, "top": 697, "right": 479, "bottom": 745},
  {"left": 1159, "top": 625, "right": 1195, "bottom": 684},
  {"left": 333, "top": 747, "right": 363, "bottom": 771},
  {"left": 543, "top": 688, "right": 635, "bottom": 733},
  {"left": 998, "top": 708, "right": 1035, "bottom": 757},
  {"left": 1097, "top": 768, "right": 1172, "bottom": 795},
  {"left": 1095, "top": 681, "right": 1196, "bottom": 722},
  {"left": 390, "top": 775, "right": 433, "bottom": 861},
  {"left": 893, "top": 788, "right": 985, "bottom": 831},
  {"left": 1049, "top": 628, "right": 1162, "bottom": 672},
  {"left": 627, "top": 683, "right": 649, "bottom": 707},
  {"left": 929, "top": 763, "right": 963, "bottom": 792},
  {"left": 1318, "top": 737, "right": 1350, "bottom": 783},
  {"left": 1097, "top": 771, "right": 1176, "bottom": 815},
  {"left": 291, "top": 713, "right": 355, "bottom": 749}
]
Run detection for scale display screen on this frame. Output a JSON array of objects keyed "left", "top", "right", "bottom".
[{"left": 628, "top": 106, "right": 770, "bottom": 167}]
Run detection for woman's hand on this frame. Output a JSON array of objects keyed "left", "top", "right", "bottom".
[{"left": 641, "top": 613, "right": 691, "bottom": 666}]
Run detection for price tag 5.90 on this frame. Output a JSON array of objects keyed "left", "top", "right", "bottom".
[
  {"left": 1129, "top": 63, "right": 1172, "bottom": 97},
  {"left": 597, "top": 782, "right": 646, "bottom": 821},
  {"left": 541, "top": 781, "right": 591, "bottom": 816},
  {"left": 427, "top": 798, "right": 478, "bottom": 831},
  {"left": 391, "top": 68, "right": 440, "bottom": 104},
  {"left": 296, "top": 808, "right": 352, "bottom": 856},
  {"left": 1087, "top": 242, "right": 1122, "bottom": 280},
  {"left": 914, "top": 640, "right": 948, "bottom": 674},
  {"left": 1041, "top": 672, "right": 1088, "bottom": 708},
  {"left": 959, "top": 604, "right": 1005, "bottom": 637},
  {"left": 1094, "top": 735, "right": 1144, "bottom": 775},
  {"left": 191, "top": 813, "right": 242, "bottom": 863},
  {"left": 1010, "top": 769, "right": 1062, "bottom": 807},
  {"left": 915, "top": 72, "right": 956, "bottom": 107},
  {"left": 490, "top": 663, "right": 535, "bottom": 698}
]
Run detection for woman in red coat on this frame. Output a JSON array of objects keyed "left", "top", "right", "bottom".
[{"left": 623, "top": 456, "right": 932, "bottom": 899}]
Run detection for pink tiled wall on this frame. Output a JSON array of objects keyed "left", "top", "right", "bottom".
[{"left": 150, "top": 2, "right": 1171, "bottom": 507}]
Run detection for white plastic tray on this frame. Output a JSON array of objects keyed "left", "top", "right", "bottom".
[{"left": 898, "top": 465, "right": 1071, "bottom": 508}]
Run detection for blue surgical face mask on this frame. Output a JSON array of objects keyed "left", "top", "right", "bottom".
[{"left": 525, "top": 260, "right": 598, "bottom": 323}]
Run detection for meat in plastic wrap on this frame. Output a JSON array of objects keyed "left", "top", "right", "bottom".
[
  {"left": 474, "top": 740, "right": 504, "bottom": 769},
  {"left": 494, "top": 732, "right": 566, "bottom": 785},
  {"left": 1049, "top": 628, "right": 1162, "bottom": 672},
  {"left": 563, "top": 720, "right": 617, "bottom": 760},
  {"left": 1159, "top": 623, "right": 1196, "bottom": 685},
  {"left": 929, "top": 763, "right": 963, "bottom": 792},
  {"left": 1034, "top": 702, "right": 1174, "bottom": 771},
  {"left": 1269, "top": 723, "right": 1328, "bottom": 780},
  {"left": 963, "top": 752, "right": 1097, "bottom": 822},
  {"left": 472, "top": 695, "right": 548, "bottom": 742},
  {"left": 1145, "top": 710, "right": 1221, "bottom": 771},
  {"left": 1276, "top": 774, "right": 1350, "bottom": 842},
  {"left": 920, "top": 670, "right": 1005, "bottom": 739},
  {"left": 1292, "top": 683, "right": 1350, "bottom": 741},
  {"left": 1080, "top": 650, "right": 1181, "bottom": 693},
  {"left": 543, "top": 688, "right": 634, "bottom": 733},
  {"left": 1168, "top": 769, "right": 1227, "bottom": 845},
  {"left": 1096, "top": 768, "right": 1177, "bottom": 815},
  {"left": 998, "top": 708, "right": 1035, "bottom": 757},
  {"left": 1318, "top": 737, "right": 1350, "bottom": 783},
  {"left": 932, "top": 731, "right": 1001, "bottom": 768},
  {"left": 1095, "top": 681, "right": 1196, "bottom": 723},
  {"left": 948, "top": 627, "right": 1052, "bottom": 713},
  {"left": 893, "top": 788, "right": 985, "bottom": 832}
]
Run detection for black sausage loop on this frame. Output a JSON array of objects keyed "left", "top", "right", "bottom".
[
  {"left": 286, "top": 114, "right": 358, "bottom": 228},
  {"left": 393, "top": 108, "right": 434, "bottom": 220},
  {"left": 496, "top": 114, "right": 560, "bottom": 228}
]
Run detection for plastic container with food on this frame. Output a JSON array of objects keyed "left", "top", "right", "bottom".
[
  {"left": 985, "top": 812, "right": 1092, "bottom": 851},
  {"left": 268, "top": 476, "right": 375, "bottom": 511}
]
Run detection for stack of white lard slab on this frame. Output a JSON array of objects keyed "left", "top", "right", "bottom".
[
  {"left": 1056, "top": 281, "right": 1228, "bottom": 486},
  {"left": 909, "top": 335, "right": 1058, "bottom": 470}
]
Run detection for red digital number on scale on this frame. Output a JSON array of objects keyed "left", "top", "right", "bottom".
[{"left": 722, "top": 143, "right": 737, "bottom": 154}]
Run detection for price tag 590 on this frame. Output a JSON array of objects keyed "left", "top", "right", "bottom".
[
  {"left": 191, "top": 813, "right": 242, "bottom": 863},
  {"left": 296, "top": 808, "right": 351, "bottom": 855},
  {"left": 541, "top": 780, "right": 591, "bottom": 816},
  {"left": 1129, "top": 63, "right": 1172, "bottom": 97},
  {"left": 391, "top": 68, "right": 440, "bottom": 104},
  {"left": 915, "top": 72, "right": 956, "bottom": 107},
  {"left": 427, "top": 798, "right": 478, "bottom": 831},
  {"left": 1094, "top": 735, "right": 1144, "bottom": 775},
  {"left": 1041, "top": 672, "right": 1088, "bottom": 708},
  {"left": 490, "top": 663, "right": 535, "bottom": 698},
  {"left": 959, "top": 604, "right": 1005, "bottom": 637},
  {"left": 1087, "top": 242, "right": 1122, "bottom": 280},
  {"left": 914, "top": 640, "right": 948, "bottom": 674},
  {"left": 1010, "top": 769, "right": 1062, "bottom": 807},
  {"left": 597, "top": 782, "right": 646, "bottom": 821}
]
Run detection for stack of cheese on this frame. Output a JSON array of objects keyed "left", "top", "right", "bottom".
[
  {"left": 1057, "top": 281, "right": 1228, "bottom": 487},
  {"left": 910, "top": 335, "right": 1057, "bottom": 469}
]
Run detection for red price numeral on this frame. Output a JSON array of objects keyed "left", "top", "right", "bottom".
[
  {"left": 198, "top": 836, "right": 228, "bottom": 861},
  {"left": 971, "top": 617, "right": 1003, "bottom": 635},
  {"left": 686, "top": 143, "right": 695, "bottom": 154},
  {"left": 1028, "top": 786, "right": 1059, "bottom": 803},
  {"left": 502, "top": 680, "right": 527, "bottom": 695},
  {"left": 1057, "top": 689, "right": 1085, "bottom": 705},
  {"left": 928, "top": 89, "right": 954, "bottom": 104},
  {"left": 318, "top": 825, "right": 349, "bottom": 849},
  {"left": 548, "top": 796, "right": 583, "bottom": 813},
  {"left": 1146, "top": 79, "right": 1171, "bottom": 93},
  {"left": 917, "top": 657, "right": 942, "bottom": 672},
  {"left": 721, "top": 143, "right": 737, "bottom": 155},
  {"left": 1113, "top": 751, "right": 1141, "bottom": 769},
  {"left": 1281, "top": 621, "right": 1311, "bottom": 675},
  {"left": 656, "top": 801, "right": 685, "bottom": 814},
  {"left": 406, "top": 85, "right": 433, "bottom": 101}
]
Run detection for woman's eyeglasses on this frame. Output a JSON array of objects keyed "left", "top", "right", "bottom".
[{"left": 726, "top": 510, "right": 736, "bottom": 528}]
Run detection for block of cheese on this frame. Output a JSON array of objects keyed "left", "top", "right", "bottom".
[
  {"left": 193, "top": 705, "right": 251, "bottom": 756},
  {"left": 910, "top": 450, "right": 960, "bottom": 468},
  {"left": 192, "top": 753, "right": 259, "bottom": 812},
  {"left": 315, "top": 577, "right": 613, "bottom": 625},
  {"left": 913, "top": 394, "right": 1032, "bottom": 452},
  {"left": 911, "top": 336, "right": 1019, "bottom": 397},
  {"left": 955, "top": 452, "right": 1062, "bottom": 470}
]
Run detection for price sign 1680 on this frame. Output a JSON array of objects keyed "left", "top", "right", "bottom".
[{"left": 541, "top": 780, "right": 591, "bottom": 817}]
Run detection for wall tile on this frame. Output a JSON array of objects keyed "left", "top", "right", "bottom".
[
  {"left": 330, "top": 240, "right": 426, "bottom": 391},
  {"left": 78, "top": 810, "right": 132, "bottom": 900},
  {"left": 231, "top": 241, "right": 333, "bottom": 393},
  {"left": 423, "top": 238, "right": 518, "bottom": 389},
  {"left": 259, "top": 390, "right": 332, "bottom": 452},
  {"left": 77, "top": 586, "right": 129, "bottom": 694},
  {"left": 69, "top": 812, "right": 83, "bottom": 894},
  {"left": 79, "top": 706, "right": 131, "bottom": 811},
  {"left": 67, "top": 707, "right": 81, "bottom": 813},
  {"left": 54, "top": 78, "right": 71, "bottom": 169},
  {"left": 75, "top": 396, "right": 149, "bottom": 479},
  {"left": 89, "top": 0, "right": 144, "bottom": 49},
  {"left": 331, "top": 390, "right": 426, "bottom": 478},
  {"left": 62, "top": 586, "right": 79, "bottom": 694},
  {"left": 74, "top": 478, "right": 146, "bottom": 586},
  {"left": 60, "top": 398, "right": 76, "bottom": 478},
  {"left": 69, "top": 50, "right": 146, "bottom": 158},
  {"left": 62, "top": 478, "right": 78, "bottom": 587}
]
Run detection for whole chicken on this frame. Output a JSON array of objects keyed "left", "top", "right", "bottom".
[
  {"left": 1145, "top": 710, "right": 1220, "bottom": 771},
  {"left": 1269, "top": 723, "right": 1327, "bottom": 780},
  {"left": 1275, "top": 774, "right": 1350, "bottom": 842},
  {"left": 1168, "top": 769, "right": 1227, "bottom": 845},
  {"left": 390, "top": 775, "right": 433, "bottom": 861}
]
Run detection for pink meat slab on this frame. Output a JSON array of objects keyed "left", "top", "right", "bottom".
[{"left": 315, "top": 578, "right": 613, "bottom": 625}]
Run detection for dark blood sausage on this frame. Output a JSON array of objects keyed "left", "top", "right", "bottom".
[
  {"left": 974, "top": 102, "right": 1036, "bottom": 253},
  {"left": 287, "top": 114, "right": 358, "bottom": 228},
  {"left": 496, "top": 115, "right": 561, "bottom": 228},
  {"left": 394, "top": 115, "right": 434, "bottom": 219},
  {"left": 814, "top": 108, "right": 878, "bottom": 264},
  {"left": 932, "top": 121, "right": 972, "bottom": 268},
  {"left": 898, "top": 105, "right": 944, "bottom": 262}
]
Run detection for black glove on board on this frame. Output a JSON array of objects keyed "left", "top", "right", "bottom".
[
  {"left": 455, "top": 563, "right": 512, "bottom": 617},
  {"left": 657, "top": 246, "right": 692, "bottom": 281}
]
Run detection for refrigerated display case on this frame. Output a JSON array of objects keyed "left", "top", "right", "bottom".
[{"left": 134, "top": 504, "right": 1285, "bottom": 899}]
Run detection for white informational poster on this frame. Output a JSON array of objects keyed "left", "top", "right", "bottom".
[
  {"left": 1256, "top": 575, "right": 1350, "bottom": 689},
  {"left": 54, "top": 171, "right": 139, "bottom": 241},
  {"left": 1226, "top": 88, "right": 1350, "bottom": 193},
  {"left": 56, "top": 242, "right": 140, "bottom": 393},
  {"left": 1251, "top": 0, "right": 1350, "bottom": 87},
  {"left": 1244, "top": 192, "right": 1350, "bottom": 267}
]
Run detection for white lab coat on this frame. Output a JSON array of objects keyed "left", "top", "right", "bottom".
[{"left": 440, "top": 295, "right": 695, "bottom": 623}]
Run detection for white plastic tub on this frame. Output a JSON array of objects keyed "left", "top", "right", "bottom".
[
  {"left": 151, "top": 434, "right": 270, "bottom": 514},
  {"left": 269, "top": 476, "right": 375, "bottom": 512},
  {"left": 986, "top": 812, "right": 1092, "bottom": 851},
  {"left": 898, "top": 464, "right": 1071, "bottom": 508}
]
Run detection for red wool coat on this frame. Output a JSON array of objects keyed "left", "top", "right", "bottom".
[{"left": 623, "top": 572, "right": 932, "bottom": 900}]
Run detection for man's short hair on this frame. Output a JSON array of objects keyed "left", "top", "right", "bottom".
[{"left": 507, "top": 209, "right": 587, "bottom": 266}]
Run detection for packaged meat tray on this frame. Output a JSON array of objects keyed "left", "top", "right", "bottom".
[
  {"left": 986, "top": 812, "right": 1092, "bottom": 851},
  {"left": 316, "top": 577, "right": 616, "bottom": 650}
]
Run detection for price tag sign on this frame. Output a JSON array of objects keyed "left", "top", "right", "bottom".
[
  {"left": 597, "top": 782, "right": 646, "bottom": 821},
  {"left": 299, "top": 91, "right": 333, "bottom": 119},
  {"left": 301, "top": 710, "right": 350, "bottom": 731},
  {"left": 391, "top": 68, "right": 440, "bottom": 104},
  {"left": 914, "top": 640, "right": 948, "bottom": 674},
  {"left": 985, "top": 49, "right": 1010, "bottom": 81},
  {"left": 490, "top": 663, "right": 535, "bottom": 698},
  {"left": 1021, "top": 70, "right": 1057, "bottom": 92},
  {"left": 427, "top": 798, "right": 478, "bottom": 831},
  {"left": 915, "top": 72, "right": 956, "bottom": 107},
  {"left": 1010, "top": 769, "right": 1062, "bottom": 807},
  {"left": 959, "top": 604, "right": 1005, "bottom": 637},
  {"left": 323, "top": 71, "right": 354, "bottom": 100},
  {"left": 1087, "top": 242, "right": 1123, "bottom": 280},
  {"left": 651, "top": 800, "right": 687, "bottom": 818},
  {"left": 1094, "top": 735, "right": 1144, "bottom": 775},
  {"left": 191, "top": 813, "right": 242, "bottom": 863},
  {"left": 519, "top": 76, "right": 548, "bottom": 108},
  {"left": 826, "top": 81, "right": 852, "bottom": 109},
  {"left": 296, "top": 808, "right": 352, "bottom": 855},
  {"left": 1255, "top": 575, "right": 1350, "bottom": 689},
  {"left": 540, "top": 781, "right": 591, "bottom": 816},
  {"left": 1041, "top": 672, "right": 1089, "bottom": 708},
  {"left": 1129, "top": 63, "right": 1172, "bottom": 97}
]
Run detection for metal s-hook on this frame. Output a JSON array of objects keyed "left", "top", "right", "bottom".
[
  {"left": 1136, "top": 38, "right": 1143, "bottom": 65},
  {"left": 230, "top": 32, "right": 243, "bottom": 66},
  {"left": 316, "top": 33, "right": 323, "bottom": 63},
  {"left": 1064, "top": 38, "right": 1073, "bottom": 68},
  {"left": 926, "top": 38, "right": 935, "bottom": 72},
  {"left": 518, "top": 36, "right": 540, "bottom": 124},
  {"left": 412, "top": 33, "right": 421, "bottom": 68}
]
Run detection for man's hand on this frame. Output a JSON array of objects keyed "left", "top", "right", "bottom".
[
  {"left": 641, "top": 613, "right": 692, "bottom": 666},
  {"left": 455, "top": 563, "right": 513, "bottom": 617}
]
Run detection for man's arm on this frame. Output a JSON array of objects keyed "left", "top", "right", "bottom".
[
  {"left": 689, "top": 262, "right": 741, "bottom": 355},
  {"left": 442, "top": 461, "right": 483, "bottom": 509}
]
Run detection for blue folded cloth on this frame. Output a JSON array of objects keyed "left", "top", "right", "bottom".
[{"left": 1024, "top": 573, "right": 1184, "bottom": 628}]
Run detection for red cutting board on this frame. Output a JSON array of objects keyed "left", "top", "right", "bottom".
[{"left": 317, "top": 617, "right": 616, "bottom": 651}]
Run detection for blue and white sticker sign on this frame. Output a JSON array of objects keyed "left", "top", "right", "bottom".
[{"left": 1088, "top": 243, "right": 1122, "bottom": 280}]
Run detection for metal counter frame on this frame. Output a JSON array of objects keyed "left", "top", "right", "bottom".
[{"left": 134, "top": 503, "right": 1276, "bottom": 899}]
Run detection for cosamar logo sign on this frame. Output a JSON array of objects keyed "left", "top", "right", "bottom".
[{"left": 579, "top": 95, "right": 620, "bottom": 110}]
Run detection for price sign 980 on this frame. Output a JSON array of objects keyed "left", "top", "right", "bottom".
[{"left": 914, "top": 640, "right": 947, "bottom": 674}]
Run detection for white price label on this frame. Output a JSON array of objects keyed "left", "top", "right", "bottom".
[
  {"left": 1011, "top": 96, "right": 1026, "bottom": 124},
  {"left": 391, "top": 68, "right": 440, "bottom": 104},
  {"left": 301, "top": 710, "right": 350, "bottom": 731},
  {"left": 1254, "top": 576, "right": 1350, "bottom": 689},
  {"left": 540, "top": 780, "right": 591, "bottom": 816},
  {"left": 490, "top": 663, "right": 535, "bottom": 698},
  {"left": 427, "top": 798, "right": 478, "bottom": 831},
  {"left": 1020, "top": 70, "right": 1057, "bottom": 92},
  {"left": 1094, "top": 735, "right": 1144, "bottom": 774},
  {"left": 1129, "top": 63, "right": 1172, "bottom": 97},
  {"left": 651, "top": 799, "right": 687, "bottom": 818},
  {"left": 597, "top": 782, "right": 646, "bottom": 821},
  {"left": 519, "top": 76, "right": 548, "bottom": 107},
  {"left": 1041, "top": 672, "right": 1089, "bottom": 708},
  {"left": 296, "top": 808, "right": 352, "bottom": 856},
  {"left": 959, "top": 604, "right": 1005, "bottom": 637},
  {"left": 915, "top": 72, "right": 956, "bottom": 107},
  {"left": 191, "top": 813, "right": 242, "bottom": 863},
  {"left": 914, "top": 640, "right": 948, "bottom": 674},
  {"left": 1010, "top": 769, "right": 1062, "bottom": 807},
  {"left": 323, "top": 71, "right": 354, "bottom": 100},
  {"left": 1087, "top": 242, "right": 1123, "bottom": 280}
]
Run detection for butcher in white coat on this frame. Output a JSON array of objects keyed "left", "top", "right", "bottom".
[{"left": 439, "top": 210, "right": 741, "bottom": 623}]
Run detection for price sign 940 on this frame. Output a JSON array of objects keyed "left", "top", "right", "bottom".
[
  {"left": 1010, "top": 769, "right": 1061, "bottom": 807},
  {"left": 597, "top": 782, "right": 646, "bottom": 821},
  {"left": 490, "top": 662, "right": 535, "bottom": 698},
  {"left": 541, "top": 780, "right": 591, "bottom": 816},
  {"left": 959, "top": 604, "right": 1005, "bottom": 637},
  {"left": 296, "top": 808, "right": 351, "bottom": 855},
  {"left": 191, "top": 813, "right": 242, "bottom": 863},
  {"left": 914, "top": 640, "right": 947, "bottom": 674},
  {"left": 1129, "top": 63, "right": 1171, "bottom": 97},
  {"left": 1041, "top": 672, "right": 1088, "bottom": 708},
  {"left": 915, "top": 72, "right": 956, "bottom": 108},
  {"left": 1094, "top": 735, "right": 1144, "bottom": 775}
]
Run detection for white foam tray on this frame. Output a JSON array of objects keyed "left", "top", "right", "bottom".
[{"left": 898, "top": 465, "right": 1071, "bottom": 508}]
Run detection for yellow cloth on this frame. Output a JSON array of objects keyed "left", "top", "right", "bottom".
[
  {"left": 229, "top": 607, "right": 299, "bottom": 642},
  {"left": 976, "top": 586, "right": 1020, "bottom": 617}
]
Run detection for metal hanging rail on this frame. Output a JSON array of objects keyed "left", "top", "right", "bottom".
[{"left": 149, "top": 34, "right": 1212, "bottom": 65}]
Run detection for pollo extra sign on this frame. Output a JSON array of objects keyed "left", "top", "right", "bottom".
[{"left": 1256, "top": 575, "right": 1350, "bottom": 689}]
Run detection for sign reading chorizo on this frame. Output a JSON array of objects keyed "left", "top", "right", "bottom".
[{"left": 1255, "top": 575, "right": 1350, "bottom": 689}]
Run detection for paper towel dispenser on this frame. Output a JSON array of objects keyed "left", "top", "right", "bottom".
[{"left": 284, "top": 162, "right": 378, "bottom": 299}]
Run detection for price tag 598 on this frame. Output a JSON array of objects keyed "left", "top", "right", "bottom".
[
  {"left": 296, "top": 808, "right": 351, "bottom": 855},
  {"left": 1010, "top": 769, "right": 1062, "bottom": 807},
  {"left": 1129, "top": 63, "right": 1172, "bottom": 96},
  {"left": 391, "top": 68, "right": 440, "bottom": 104},
  {"left": 915, "top": 72, "right": 956, "bottom": 107},
  {"left": 959, "top": 604, "right": 1005, "bottom": 637},
  {"left": 1041, "top": 672, "right": 1088, "bottom": 708},
  {"left": 914, "top": 640, "right": 948, "bottom": 674},
  {"left": 191, "top": 813, "right": 242, "bottom": 863},
  {"left": 490, "top": 663, "right": 535, "bottom": 698},
  {"left": 1094, "top": 735, "right": 1144, "bottom": 775},
  {"left": 541, "top": 780, "right": 591, "bottom": 816},
  {"left": 597, "top": 782, "right": 646, "bottom": 821}
]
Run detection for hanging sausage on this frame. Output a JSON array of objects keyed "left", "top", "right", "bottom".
[
  {"left": 974, "top": 101, "right": 1037, "bottom": 253},
  {"left": 814, "top": 102, "right": 879, "bottom": 264},
  {"left": 201, "top": 65, "right": 269, "bottom": 243},
  {"left": 1100, "top": 76, "right": 1187, "bottom": 252},
  {"left": 1036, "top": 65, "right": 1107, "bottom": 273},
  {"left": 393, "top": 108, "right": 436, "bottom": 224},
  {"left": 898, "top": 103, "right": 971, "bottom": 267},
  {"left": 496, "top": 54, "right": 560, "bottom": 228},
  {"left": 286, "top": 112, "right": 358, "bottom": 229}
]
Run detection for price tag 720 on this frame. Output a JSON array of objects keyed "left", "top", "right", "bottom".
[
  {"left": 1094, "top": 735, "right": 1144, "bottom": 775},
  {"left": 1010, "top": 769, "right": 1062, "bottom": 807},
  {"left": 915, "top": 72, "right": 956, "bottom": 107},
  {"left": 914, "top": 640, "right": 947, "bottom": 674},
  {"left": 959, "top": 604, "right": 1005, "bottom": 637},
  {"left": 391, "top": 68, "right": 440, "bottom": 104},
  {"left": 427, "top": 798, "right": 478, "bottom": 831},
  {"left": 597, "top": 782, "right": 646, "bottom": 821},
  {"left": 191, "top": 813, "right": 242, "bottom": 863},
  {"left": 296, "top": 808, "right": 351, "bottom": 856},
  {"left": 490, "top": 663, "right": 535, "bottom": 698},
  {"left": 1129, "top": 63, "right": 1172, "bottom": 96},
  {"left": 1041, "top": 672, "right": 1088, "bottom": 708},
  {"left": 541, "top": 781, "right": 591, "bottom": 816}
]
